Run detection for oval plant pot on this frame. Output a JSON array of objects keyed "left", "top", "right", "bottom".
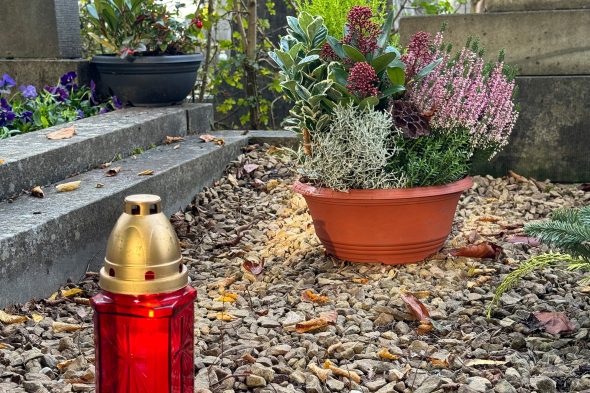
[
  {"left": 293, "top": 177, "right": 473, "bottom": 265},
  {"left": 91, "top": 54, "right": 204, "bottom": 107}
]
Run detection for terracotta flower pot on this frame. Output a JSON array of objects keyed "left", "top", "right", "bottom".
[{"left": 293, "top": 177, "right": 473, "bottom": 264}]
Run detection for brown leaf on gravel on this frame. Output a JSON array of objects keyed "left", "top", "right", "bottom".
[
  {"left": 308, "top": 363, "right": 331, "bottom": 382},
  {"left": 242, "top": 353, "right": 257, "bottom": 363},
  {"left": 0, "top": 343, "right": 10, "bottom": 349},
  {"left": 207, "top": 275, "right": 237, "bottom": 291},
  {"left": 0, "top": 310, "right": 28, "bottom": 324},
  {"left": 52, "top": 321, "right": 83, "bottom": 333},
  {"left": 378, "top": 348, "right": 400, "bottom": 360},
  {"left": 323, "top": 360, "right": 361, "bottom": 383},
  {"left": 508, "top": 170, "right": 528, "bottom": 183},
  {"left": 352, "top": 277, "right": 369, "bottom": 284},
  {"left": 55, "top": 181, "right": 81, "bottom": 192},
  {"left": 295, "top": 311, "right": 337, "bottom": 333},
  {"left": 49, "top": 288, "right": 83, "bottom": 300},
  {"left": 242, "top": 258, "right": 265, "bottom": 275},
  {"left": 467, "top": 267, "right": 496, "bottom": 277},
  {"left": 417, "top": 322, "right": 434, "bottom": 335},
  {"left": 31, "top": 186, "right": 44, "bottom": 198},
  {"left": 428, "top": 356, "right": 450, "bottom": 368},
  {"left": 401, "top": 292, "right": 430, "bottom": 322},
  {"left": 56, "top": 359, "right": 76, "bottom": 370},
  {"left": 467, "top": 276, "right": 492, "bottom": 288},
  {"left": 47, "top": 126, "right": 76, "bottom": 140},
  {"left": 533, "top": 311, "right": 576, "bottom": 335},
  {"left": 301, "top": 289, "right": 330, "bottom": 304},
  {"left": 164, "top": 136, "right": 184, "bottom": 144},
  {"left": 200, "top": 134, "right": 215, "bottom": 142},
  {"left": 105, "top": 166, "right": 121, "bottom": 177},
  {"left": 449, "top": 242, "right": 502, "bottom": 259},
  {"left": 505, "top": 235, "right": 541, "bottom": 247},
  {"left": 215, "top": 292, "right": 238, "bottom": 303},
  {"left": 477, "top": 216, "right": 501, "bottom": 223},
  {"left": 214, "top": 312, "right": 236, "bottom": 321},
  {"left": 464, "top": 359, "right": 508, "bottom": 367},
  {"left": 138, "top": 170, "right": 154, "bottom": 176},
  {"left": 579, "top": 183, "right": 590, "bottom": 192}
]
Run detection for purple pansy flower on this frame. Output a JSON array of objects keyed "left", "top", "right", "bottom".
[
  {"left": 59, "top": 71, "right": 77, "bottom": 88},
  {"left": 0, "top": 74, "right": 16, "bottom": 89},
  {"left": 0, "top": 98, "right": 10, "bottom": 110},
  {"left": 77, "top": 109, "right": 85, "bottom": 119},
  {"left": 112, "top": 96, "right": 123, "bottom": 109},
  {"left": 45, "top": 86, "right": 69, "bottom": 102},
  {"left": 89, "top": 80, "right": 98, "bottom": 104},
  {"left": 99, "top": 107, "right": 109, "bottom": 115},
  {"left": 0, "top": 98, "right": 16, "bottom": 126},
  {"left": 20, "top": 111, "right": 33, "bottom": 123},
  {"left": 19, "top": 85, "right": 37, "bottom": 99}
]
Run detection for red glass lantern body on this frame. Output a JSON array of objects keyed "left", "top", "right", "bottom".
[{"left": 91, "top": 286, "right": 196, "bottom": 393}]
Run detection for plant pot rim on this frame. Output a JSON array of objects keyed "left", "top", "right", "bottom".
[
  {"left": 293, "top": 176, "right": 473, "bottom": 200},
  {"left": 91, "top": 53, "right": 204, "bottom": 64}
]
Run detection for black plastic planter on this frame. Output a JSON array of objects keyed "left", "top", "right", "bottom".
[{"left": 91, "top": 54, "right": 204, "bottom": 107}]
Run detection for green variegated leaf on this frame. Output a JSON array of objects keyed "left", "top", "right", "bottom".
[
  {"left": 327, "top": 36, "right": 345, "bottom": 58},
  {"left": 298, "top": 55, "right": 320, "bottom": 66}
]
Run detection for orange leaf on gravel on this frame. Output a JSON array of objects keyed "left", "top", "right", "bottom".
[
  {"left": 164, "top": 136, "right": 184, "bottom": 144},
  {"left": 378, "top": 348, "right": 400, "bottom": 360},
  {"left": 31, "top": 186, "right": 44, "bottom": 198},
  {"left": 200, "top": 134, "right": 215, "bottom": 142},
  {"left": 138, "top": 170, "right": 154, "bottom": 176},
  {"left": 301, "top": 289, "right": 330, "bottom": 304},
  {"left": 55, "top": 181, "right": 81, "bottom": 192},
  {"left": 400, "top": 292, "right": 430, "bottom": 322},
  {"left": 215, "top": 292, "right": 238, "bottom": 303},
  {"left": 0, "top": 310, "right": 28, "bottom": 324},
  {"left": 47, "top": 126, "right": 76, "bottom": 140},
  {"left": 428, "top": 356, "right": 449, "bottom": 368},
  {"left": 52, "top": 321, "right": 83, "bottom": 333},
  {"left": 533, "top": 311, "right": 576, "bottom": 334},
  {"left": 352, "top": 277, "right": 368, "bottom": 284},
  {"left": 105, "top": 166, "right": 121, "bottom": 177},
  {"left": 295, "top": 311, "right": 337, "bottom": 333},
  {"left": 449, "top": 242, "right": 502, "bottom": 259}
]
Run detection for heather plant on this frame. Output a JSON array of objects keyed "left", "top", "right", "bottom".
[{"left": 0, "top": 72, "right": 116, "bottom": 139}]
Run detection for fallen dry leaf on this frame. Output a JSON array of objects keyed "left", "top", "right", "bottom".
[
  {"left": 138, "top": 170, "right": 154, "bottom": 176},
  {"left": 301, "top": 289, "right": 330, "bottom": 304},
  {"left": 323, "top": 360, "right": 361, "bottom": 383},
  {"left": 378, "top": 348, "right": 400, "bottom": 360},
  {"left": 49, "top": 288, "right": 83, "bottom": 300},
  {"left": 47, "top": 126, "right": 76, "bottom": 140},
  {"left": 266, "top": 179, "right": 280, "bottom": 191},
  {"left": 417, "top": 321, "right": 434, "bottom": 335},
  {"left": 0, "top": 343, "right": 9, "bottom": 349},
  {"left": 467, "top": 267, "right": 496, "bottom": 277},
  {"left": 0, "top": 310, "right": 28, "bottom": 324},
  {"left": 52, "top": 321, "right": 83, "bottom": 333},
  {"left": 242, "top": 353, "right": 257, "bottom": 363},
  {"left": 477, "top": 216, "right": 501, "bottom": 223},
  {"left": 428, "top": 356, "right": 450, "bottom": 368},
  {"left": 215, "top": 292, "right": 238, "bottom": 303},
  {"left": 56, "top": 359, "right": 76, "bottom": 370},
  {"left": 533, "top": 311, "right": 576, "bottom": 335},
  {"left": 449, "top": 242, "right": 502, "bottom": 259},
  {"left": 214, "top": 312, "right": 236, "bottom": 321},
  {"left": 200, "top": 134, "right": 215, "bottom": 142},
  {"left": 243, "top": 163, "right": 259, "bottom": 174},
  {"left": 164, "top": 136, "right": 184, "bottom": 144},
  {"left": 295, "top": 311, "right": 337, "bottom": 333},
  {"left": 413, "top": 290, "right": 431, "bottom": 299},
  {"left": 308, "top": 363, "right": 331, "bottom": 382},
  {"left": 352, "top": 277, "right": 369, "bottom": 284},
  {"left": 464, "top": 359, "right": 508, "bottom": 367},
  {"left": 0, "top": 159, "right": 5, "bottom": 165},
  {"left": 31, "top": 186, "right": 44, "bottom": 198},
  {"left": 207, "top": 275, "right": 237, "bottom": 291},
  {"left": 105, "top": 166, "right": 121, "bottom": 177},
  {"left": 467, "top": 276, "right": 492, "bottom": 289},
  {"left": 505, "top": 235, "right": 541, "bottom": 247},
  {"left": 242, "top": 259, "right": 265, "bottom": 275},
  {"left": 56, "top": 181, "right": 81, "bottom": 192},
  {"left": 214, "top": 138, "right": 225, "bottom": 145},
  {"left": 508, "top": 170, "right": 528, "bottom": 183},
  {"left": 579, "top": 286, "right": 590, "bottom": 293},
  {"left": 400, "top": 292, "right": 430, "bottom": 322},
  {"left": 31, "top": 313, "right": 44, "bottom": 323}
]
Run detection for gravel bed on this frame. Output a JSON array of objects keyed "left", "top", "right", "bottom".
[{"left": 1, "top": 144, "right": 589, "bottom": 393}]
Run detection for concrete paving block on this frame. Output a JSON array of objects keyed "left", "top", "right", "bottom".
[
  {"left": 0, "top": 134, "right": 249, "bottom": 306},
  {"left": 0, "top": 104, "right": 213, "bottom": 201}
]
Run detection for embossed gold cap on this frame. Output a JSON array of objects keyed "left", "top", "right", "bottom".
[{"left": 99, "top": 194, "right": 189, "bottom": 295}]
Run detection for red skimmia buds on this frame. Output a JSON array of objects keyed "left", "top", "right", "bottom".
[{"left": 347, "top": 62, "right": 379, "bottom": 98}]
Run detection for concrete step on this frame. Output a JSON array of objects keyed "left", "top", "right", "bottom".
[
  {"left": 0, "top": 130, "right": 298, "bottom": 306},
  {"left": 0, "top": 103, "right": 212, "bottom": 201},
  {"left": 0, "top": 132, "right": 251, "bottom": 306}
]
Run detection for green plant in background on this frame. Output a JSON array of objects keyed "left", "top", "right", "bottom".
[
  {"left": 83, "top": 0, "right": 203, "bottom": 57},
  {"left": 293, "top": 0, "right": 386, "bottom": 38},
  {"left": 489, "top": 206, "right": 590, "bottom": 316}
]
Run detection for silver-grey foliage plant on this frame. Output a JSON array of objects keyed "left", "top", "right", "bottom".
[{"left": 301, "top": 103, "right": 403, "bottom": 191}]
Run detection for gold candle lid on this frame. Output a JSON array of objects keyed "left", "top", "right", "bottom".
[{"left": 99, "top": 194, "right": 189, "bottom": 295}]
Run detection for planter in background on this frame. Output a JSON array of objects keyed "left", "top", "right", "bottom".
[
  {"left": 293, "top": 177, "right": 473, "bottom": 264},
  {"left": 91, "top": 54, "right": 203, "bottom": 107}
]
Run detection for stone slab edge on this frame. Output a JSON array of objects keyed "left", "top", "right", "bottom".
[
  {"left": 0, "top": 134, "right": 249, "bottom": 306},
  {"left": 0, "top": 103, "right": 213, "bottom": 201}
]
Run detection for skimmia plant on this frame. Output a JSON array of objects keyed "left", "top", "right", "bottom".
[
  {"left": 271, "top": 7, "right": 519, "bottom": 190},
  {"left": 0, "top": 72, "right": 117, "bottom": 139}
]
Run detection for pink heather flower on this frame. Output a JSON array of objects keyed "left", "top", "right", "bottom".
[
  {"left": 347, "top": 62, "right": 379, "bottom": 98},
  {"left": 405, "top": 32, "right": 518, "bottom": 152},
  {"left": 343, "top": 6, "right": 381, "bottom": 57}
]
